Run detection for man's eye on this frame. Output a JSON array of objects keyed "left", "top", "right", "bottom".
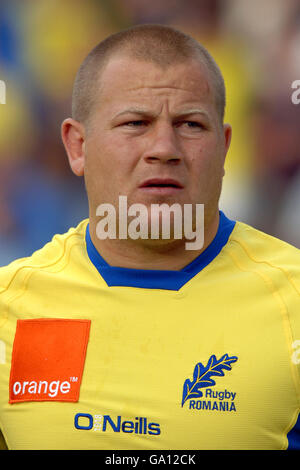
[
  {"left": 124, "top": 120, "right": 146, "bottom": 127},
  {"left": 182, "top": 121, "right": 203, "bottom": 128}
]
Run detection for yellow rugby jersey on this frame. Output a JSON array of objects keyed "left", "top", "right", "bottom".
[{"left": 0, "top": 211, "right": 300, "bottom": 450}]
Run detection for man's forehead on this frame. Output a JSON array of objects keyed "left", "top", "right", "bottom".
[{"left": 98, "top": 55, "right": 212, "bottom": 100}]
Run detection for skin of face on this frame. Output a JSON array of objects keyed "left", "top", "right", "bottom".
[{"left": 61, "top": 54, "right": 232, "bottom": 269}]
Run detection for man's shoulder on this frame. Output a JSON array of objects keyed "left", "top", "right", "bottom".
[
  {"left": 232, "top": 219, "right": 300, "bottom": 258},
  {"left": 229, "top": 219, "right": 300, "bottom": 287},
  {"left": 0, "top": 219, "right": 89, "bottom": 294}
]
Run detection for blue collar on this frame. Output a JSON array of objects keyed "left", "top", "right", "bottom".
[{"left": 85, "top": 211, "right": 235, "bottom": 291}]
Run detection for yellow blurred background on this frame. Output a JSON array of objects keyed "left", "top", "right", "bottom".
[{"left": 0, "top": 0, "right": 299, "bottom": 265}]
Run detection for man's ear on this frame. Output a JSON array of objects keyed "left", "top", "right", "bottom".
[
  {"left": 221, "top": 123, "right": 232, "bottom": 176},
  {"left": 61, "top": 118, "right": 86, "bottom": 176},
  {"left": 223, "top": 123, "right": 232, "bottom": 154}
]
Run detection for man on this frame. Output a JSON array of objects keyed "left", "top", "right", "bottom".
[{"left": 0, "top": 24, "right": 299, "bottom": 450}]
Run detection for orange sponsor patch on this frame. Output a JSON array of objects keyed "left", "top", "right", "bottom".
[{"left": 9, "top": 319, "right": 91, "bottom": 403}]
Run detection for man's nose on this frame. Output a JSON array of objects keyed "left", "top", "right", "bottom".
[{"left": 143, "top": 122, "right": 182, "bottom": 164}]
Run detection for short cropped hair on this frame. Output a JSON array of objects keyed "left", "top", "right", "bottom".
[{"left": 72, "top": 24, "right": 226, "bottom": 126}]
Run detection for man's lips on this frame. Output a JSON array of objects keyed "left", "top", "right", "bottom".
[{"left": 139, "top": 178, "right": 183, "bottom": 194}]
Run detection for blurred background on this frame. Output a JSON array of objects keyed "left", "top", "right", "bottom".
[{"left": 0, "top": 0, "right": 299, "bottom": 266}]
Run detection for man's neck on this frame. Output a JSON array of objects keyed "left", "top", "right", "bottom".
[{"left": 88, "top": 211, "right": 220, "bottom": 271}]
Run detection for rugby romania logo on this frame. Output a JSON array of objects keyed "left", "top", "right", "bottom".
[{"left": 181, "top": 354, "right": 238, "bottom": 407}]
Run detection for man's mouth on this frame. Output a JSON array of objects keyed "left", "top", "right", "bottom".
[{"left": 139, "top": 178, "right": 184, "bottom": 193}]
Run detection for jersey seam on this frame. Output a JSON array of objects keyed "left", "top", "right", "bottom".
[
  {"left": 228, "top": 240, "right": 300, "bottom": 410},
  {"left": 0, "top": 220, "right": 89, "bottom": 292},
  {"left": 0, "top": 234, "right": 86, "bottom": 329},
  {"left": 231, "top": 231, "right": 300, "bottom": 296}
]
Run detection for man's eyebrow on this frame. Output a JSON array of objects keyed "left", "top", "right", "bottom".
[
  {"left": 113, "top": 107, "right": 210, "bottom": 119},
  {"left": 174, "top": 108, "right": 210, "bottom": 119},
  {"left": 113, "top": 108, "right": 153, "bottom": 118}
]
